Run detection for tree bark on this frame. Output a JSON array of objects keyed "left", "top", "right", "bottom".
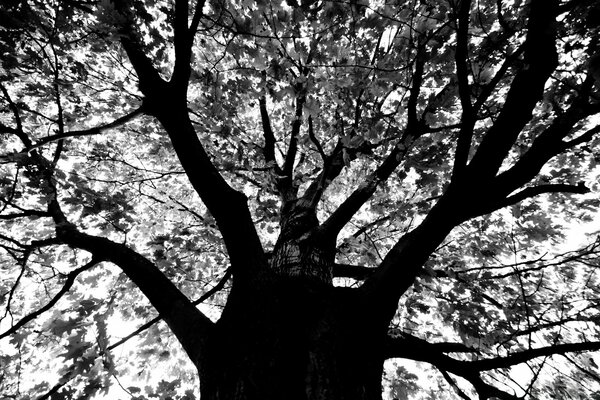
[{"left": 199, "top": 258, "right": 385, "bottom": 400}]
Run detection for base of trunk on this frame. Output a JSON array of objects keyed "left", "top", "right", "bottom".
[{"left": 200, "top": 279, "right": 384, "bottom": 400}]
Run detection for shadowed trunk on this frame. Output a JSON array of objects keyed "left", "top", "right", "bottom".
[{"left": 200, "top": 275, "right": 386, "bottom": 400}]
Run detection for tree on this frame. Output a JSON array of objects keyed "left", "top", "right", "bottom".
[{"left": 1, "top": 0, "right": 600, "bottom": 398}]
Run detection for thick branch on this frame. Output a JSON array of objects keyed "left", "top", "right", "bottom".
[
  {"left": 297, "top": 140, "right": 344, "bottom": 210},
  {"left": 384, "top": 333, "right": 520, "bottom": 400},
  {"left": 44, "top": 172, "right": 212, "bottom": 364},
  {"left": 0, "top": 210, "right": 50, "bottom": 220},
  {"left": 115, "top": 2, "right": 166, "bottom": 96},
  {"left": 107, "top": 268, "right": 231, "bottom": 351},
  {"left": 452, "top": 0, "right": 475, "bottom": 179},
  {"left": 493, "top": 92, "right": 598, "bottom": 196},
  {"left": 467, "top": 0, "right": 559, "bottom": 178},
  {"left": 387, "top": 331, "right": 478, "bottom": 354},
  {"left": 386, "top": 333, "right": 600, "bottom": 387},
  {"left": 189, "top": 0, "right": 206, "bottom": 36},
  {"left": 117, "top": 2, "right": 267, "bottom": 282},
  {"left": 155, "top": 108, "right": 267, "bottom": 282},
  {"left": 359, "top": 2, "right": 563, "bottom": 328},
  {"left": 332, "top": 263, "right": 373, "bottom": 280},
  {"left": 258, "top": 96, "right": 281, "bottom": 173},
  {"left": 172, "top": 0, "right": 196, "bottom": 90},
  {"left": 359, "top": 188, "right": 467, "bottom": 325},
  {"left": 470, "top": 341, "right": 600, "bottom": 371},
  {"left": 54, "top": 224, "right": 214, "bottom": 365},
  {"left": 280, "top": 90, "right": 306, "bottom": 202}
]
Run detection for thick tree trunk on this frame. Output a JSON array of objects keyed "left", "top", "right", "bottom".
[{"left": 199, "top": 276, "right": 385, "bottom": 400}]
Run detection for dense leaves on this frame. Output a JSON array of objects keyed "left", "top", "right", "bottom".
[{"left": 1, "top": 0, "right": 600, "bottom": 399}]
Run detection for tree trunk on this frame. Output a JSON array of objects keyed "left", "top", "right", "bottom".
[{"left": 199, "top": 275, "right": 386, "bottom": 400}]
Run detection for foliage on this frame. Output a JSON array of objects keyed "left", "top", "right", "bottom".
[{"left": 1, "top": 0, "right": 600, "bottom": 399}]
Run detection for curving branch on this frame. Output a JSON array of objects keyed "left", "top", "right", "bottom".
[
  {"left": 18, "top": 109, "right": 219, "bottom": 367},
  {"left": 385, "top": 331, "right": 600, "bottom": 398},
  {"left": 384, "top": 333, "right": 520, "bottom": 400},
  {"left": 115, "top": 0, "right": 268, "bottom": 283},
  {"left": 52, "top": 222, "right": 214, "bottom": 365},
  {"left": 27, "top": 106, "right": 145, "bottom": 152},
  {"left": 438, "top": 368, "right": 473, "bottom": 400},
  {"left": 107, "top": 268, "right": 232, "bottom": 351}
]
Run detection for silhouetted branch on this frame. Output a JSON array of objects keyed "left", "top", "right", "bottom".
[
  {"left": 28, "top": 106, "right": 145, "bottom": 151},
  {"left": 452, "top": 0, "right": 475, "bottom": 179},
  {"left": 107, "top": 268, "right": 232, "bottom": 350},
  {"left": 259, "top": 96, "right": 281, "bottom": 173},
  {"left": 332, "top": 263, "right": 373, "bottom": 280},
  {"left": 468, "top": 0, "right": 559, "bottom": 178},
  {"left": 318, "top": 43, "right": 427, "bottom": 240},
  {"left": 0, "top": 259, "right": 99, "bottom": 340}
]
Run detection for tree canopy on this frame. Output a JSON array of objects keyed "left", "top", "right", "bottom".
[{"left": 1, "top": 0, "right": 600, "bottom": 399}]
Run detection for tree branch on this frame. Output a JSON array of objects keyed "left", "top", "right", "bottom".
[
  {"left": 467, "top": 0, "right": 559, "bottom": 178},
  {"left": 317, "top": 44, "right": 427, "bottom": 241},
  {"left": 499, "top": 183, "right": 590, "bottom": 208},
  {"left": 357, "top": 2, "right": 576, "bottom": 327},
  {"left": 189, "top": 0, "right": 206, "bottom": 37},
  {"left": 258, "top": 96, "right": 281, "bottom": 173},
  {"left": 493, "top": 83, "right": 598, "bottom": 197},
  {"left": 385, "top": 332, "right": 600, "bottom": 397},
  {"left": 384, "top": 333, "right": 520, "bottom": 400},
  {"left": 308, "top": 115, "right": 326, "bottom": 161},
  {"left": 42, "top": 167, "right": 214, "bottom": 365},
  {"left": 115, "top": 2, "right": 166, "bottom": 96},
  {"left": 53, "top": 223, "right": 214, "bottom": 365},
  {"left": 386, "top": 331, "right": 478, "bottom": 355},
  {"left": 154, "top": 107, "right": 268, "bottom": 283},
  {"left": 280, "top": 88, "right": 306, "bottom": 202},
  {"left": 107, "top": 268, "right": 232, "bottom": 351},
  {"left": 438, "top": 369, "right": 473, "bottom": 400},
  {"left": 469, "top": 341, "right": 600, "bottom": 371},
  {"left": 332, "top": 263, "right": 373, "bottom": 280},
  {"left": 172, "top": 0, "right": 194, "bottom": 90},
  {"left": 0, "top": 210, "right": 50, "bottom": 220},
  {"left": 562, "top": 123, "right": 600, "bottom": 149},
  {"left": 27, "top": 106, "right": 145, "bottom": 151},
  {"left": 116, "top": 1, "right": 268, "bottom": 283},
  {"left": 0, "top": 259, "right": 99, "bottom": 340},
  {"left": 452, "top": 0, "right": 475, "bottom": 180}
]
